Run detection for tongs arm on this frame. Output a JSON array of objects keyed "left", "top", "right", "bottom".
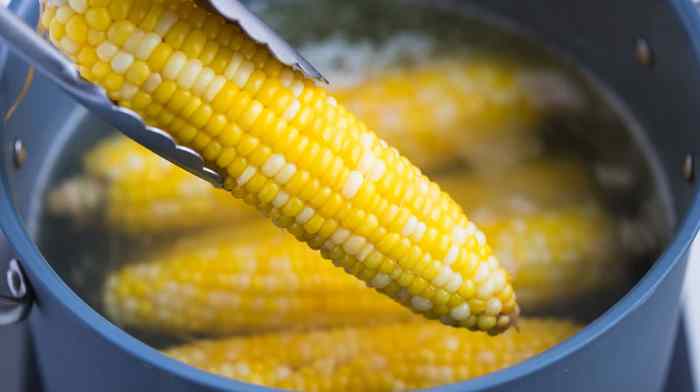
[{"left": 0, "top": 1, "right": 324, "bottom": 188}]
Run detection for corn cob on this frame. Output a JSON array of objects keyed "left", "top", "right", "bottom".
[
  {"left": 104, "top": 221, "right": 414, "bottom": 335},
  {"left": 437, "top": 162, "right": 620, "bottom": 309},
  {"left": 42, "top": 0, "right": 518, "bottom": 332},
  {"left": 103, "top": 204, "right": 615, "bottom": 336},
  {"left": 48, "top": 135, "right": 258, "bottom": 233},
  {"left": 437, "top": 159, "right": 596, "bottom": 222},
  {"left": 166, "top": 318, "right": 581, "bottom": 392},
  {"left": 480, "top": 204, "right": 620, "bottom": 309},
  {"left": 334, "top": 60, "right": 544, "bottom": 171}
]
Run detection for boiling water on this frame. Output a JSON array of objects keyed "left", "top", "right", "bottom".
[{"left": 35, "top": 0, "right": 671, "bottom": 377}]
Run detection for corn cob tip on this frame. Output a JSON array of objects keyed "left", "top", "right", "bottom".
[{"left": 491, "top": 303, "right": 519, "bottom": 336}]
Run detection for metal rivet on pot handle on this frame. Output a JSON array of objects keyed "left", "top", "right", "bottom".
[
  {"left": 0, "top": 258, "right": 33, "bottom": 325},
  {"left": 12, "top": 138, "right": 26, "bottom": 169},
  {"left": 636, "top": 38, "right": 654, "bottom": 67},
  {"left": 683, "top": 154, "right": 695, "bottom": 183}
]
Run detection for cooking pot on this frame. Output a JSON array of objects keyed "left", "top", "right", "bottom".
[{"left": 1, "top": 0, "right": 700, "bottom": 391}]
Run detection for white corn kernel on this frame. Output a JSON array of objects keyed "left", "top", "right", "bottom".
[
  {"left": 262, "top": 154, "right": 286, "bottom": 177},
  {"left": 136, "top": 33, "right": 161, "bottom": 60},
  {"left": 357, "top": 152, "right": 375, "bottom": 174},
  {"left": 205, "top": 76, "right": 226, "bottom": 102},
  {"left": 67, "top": 0, "right": 86, "bottom": 13},
  {"left": 55, "top": 6, "right": 74, "bottom": 23},
  {"left": 233, "top": 61, "right": 254, "bottom": 88},
  {"left": 111, "top": 52, "right": 134, "bottom": 74},
  {"left": 237, "top": 167, "right": 256, "bottom": 186},
  {"left": 445, "top": 273, "right": 463, "bottom": 293},
  {"left": 477, "top": 277, "right": 497, "bottom": 299},
  {"left": 143, "top": 73, "right": 163, "bottom": 93},
  {"left": 358, "top": 244, "right": 374, "bottom": 262},
  {"left": 119, "top": 83, "right": 138, "bottom": 100},
  {"left": 192, "top": 68, "right": 215, "bottom": 96},
  {"left": 453, "top": 227, "right": 468, "bottom": 244},
  {"left": 411, "top": 296, "right": 433, "bottom": 311},
  {"left": 474, "top": 263, "right": 489, "bottom": 283},
  {"left": 343, "top": 236, "right": 366, "bottom": 255},
  {"left": 96, "top": 42, "right": 118, "bottom": 61},
  {"left": 272, "top": 191, "right": 289, "bottom": 208},
  {"left": 290, "top": 80, "right": 304, "bottom": 97},
  {"left": 445, "top": 246, "right": 459, "bottom": 265},
  {"left": 432, "top": 266, "right": 451, "bottom": 288},
  {"left": 163, "top": 51, "right": 187, "bottom": 80},
  {"left": 343, "top": 171, "right": 364, "bottom": 199},
  {"left": 369, "top": 160, "right": 386, "bottom": 181},
  {"left": 154, "top": 11, "right": 178, "bottom": 36},
  {"left": 402, "top": 215, "right": 418, "bottom": 237},
  {"left": 450, "top": 303, "right": 470, "bottom": 320},
  {"left": 330, "top": 228, "right": 350, "bottom": 245},
  {"left": 223, "top": 53, "right": 243, "bottom": 80},
  {"left": 274, "top": 164, "right": 296, "bottom": 184},
  {"left": 283, "top": 99, "right": 300, "bottom": 120},
  {"left": 59, "top": 37, "right": 78, "bottom": 54},
  {"left": 295, "top": 207, "right": 315, "bottom": 224},
  {"left": 370, "top": 273, "right": 391, "bottom": 289},
  {"left": 177, "top": 60, "right": 203, "bottom": 89},
  {"left": 414, "top": 222, "right": 427, "bottom": 241},
  {"left": 486, "top": 298, "right": 503, "bottom": 316}
]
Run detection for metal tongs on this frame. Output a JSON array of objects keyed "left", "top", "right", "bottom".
[{"left": 0, "top": 0, "right": 325, "bottom": 188}]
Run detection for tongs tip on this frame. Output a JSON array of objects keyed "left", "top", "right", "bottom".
[{"left": 199, "top": 0, "right": 327, "bottom": 84}]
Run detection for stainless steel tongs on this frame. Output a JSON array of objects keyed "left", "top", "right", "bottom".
[{"left": 0, "top": 0, "right": 325, "bottom": 188}]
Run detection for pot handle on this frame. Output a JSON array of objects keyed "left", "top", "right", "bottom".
[{"left": 0, "top": 256, "right": 33, "bottom": 326}]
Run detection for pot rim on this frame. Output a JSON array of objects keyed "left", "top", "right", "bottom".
[{"left": 2, "top": 0, "right": 700, "bottom": 390}]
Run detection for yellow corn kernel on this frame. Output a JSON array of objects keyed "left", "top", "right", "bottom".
[
  {"left": 166, "top": 319, "right": 581, "bottom": 392},
  {"left": 65, "top": 15, "right": 88, "bottom": 43},
  {"left": 43, "top": 0, "right": 518, "bottom": 333},
  {"left": 85, "top": 7, "right": 111, "bottom": 31},
  {"left": 103, "top": 222, "right": 414, "bottom": 335}
]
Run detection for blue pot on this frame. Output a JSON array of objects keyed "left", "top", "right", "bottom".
[{"left": 1, "top": 0, "right": 700, "bottom": 391}]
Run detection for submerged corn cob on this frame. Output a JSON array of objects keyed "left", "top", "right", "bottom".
[
  {"left": 437, "top": 159, "right": 596, "bottom": 221},
  {"left": 334, "top": 61, "right": 544, "bottom": 171},
  {"left": 438, "top": 161, "right": 621, "bottom": 309},
  {"left": 42, "top": 0, "right": 518, "bottom": 332},
  {"left": 480, "top": 204, "right": 620, "bottom": 309},
  {"left": 166, "top": 318, "right": 581, "bottom": 392},
  {"left": 104, "top": 222, "right": 414, "bottom": 335},
  {"left": 48, "top": 135, "right": 258, "bottom": 233}
]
